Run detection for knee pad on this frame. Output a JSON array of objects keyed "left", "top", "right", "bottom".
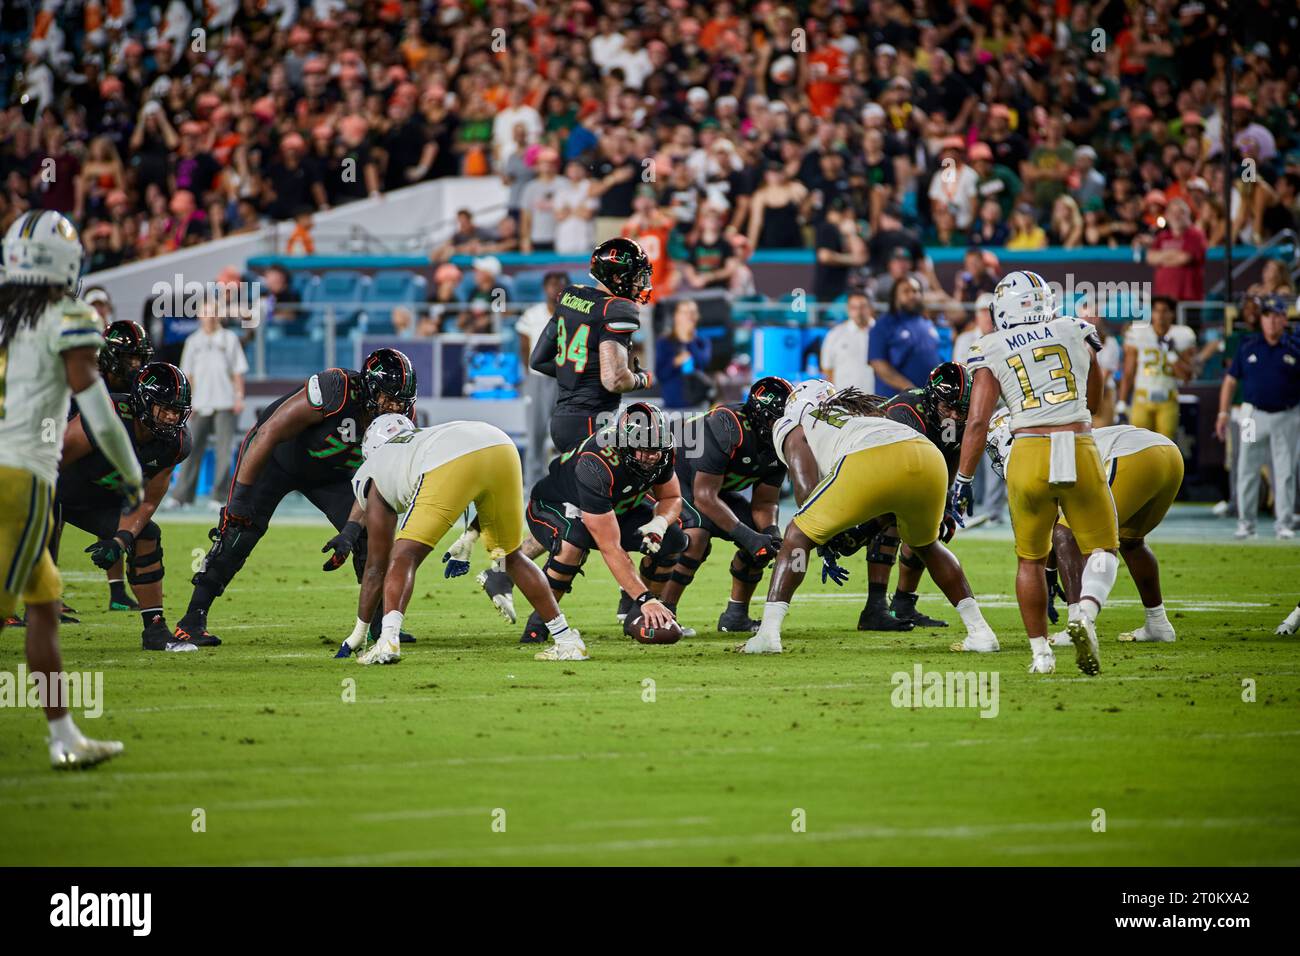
[
  {"left": 866, "top": 532, "right": 900, "bottom": 566},
  {"left": 730, "top": 550, "right": 764, "bottom": 585},
  {"left": 659, "top": 523, "right": 688, "bottom": 560},
  {"left": 543, "top": 555, "right": 583, "bottom": 594},
  {"left": 899, "top": 548, "right": 925, "bottom": 572},
  {"left": 128, "top": 522, "right": 164, "bottom": 585},
  {"left": 193, "top": 520, "right": 263, "bottom": 596}
]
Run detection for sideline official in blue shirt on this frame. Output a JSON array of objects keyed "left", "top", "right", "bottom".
[
  {"left": 869, "top": 276, "right": 942, "bottom": 391},
  {"left": 1216, "top": 300, "right": 1300, "bottom": 539}
]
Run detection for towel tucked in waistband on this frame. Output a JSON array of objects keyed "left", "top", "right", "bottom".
[{"left": 1049, "top": 431, "right": 1077, "bottom": 485}]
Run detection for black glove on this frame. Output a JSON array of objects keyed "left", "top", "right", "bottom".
[
  {"left": 938, "top": 512, "right": 958, "bottom": 544},
  {"left": 85, "top": 529, "right": 134, "bottom": 570},
  {"left": 322, "top": 521, "right": 363, "bottom": 571},
  {"left": 1045, "top": 566, "right": 1067, "bottom": 625},
  {"left": 732, "top": 522, "right": 781, "bottom": 562},
  {"left": 226, "top": 480, "right": 257, "bottom": 524}
]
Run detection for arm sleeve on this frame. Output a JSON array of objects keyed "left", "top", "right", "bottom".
[
  {"left": 697, "top": 410, "right": 741, "bottom": 474},
  {"left": 529, "top": 316, "right": 559, "bottom": 377},
  {"left": 74, "top": 380, "right": 144, "bottom": 489},
  {"left": 574, "top": 452, "right": 615, "bottom": 514}
]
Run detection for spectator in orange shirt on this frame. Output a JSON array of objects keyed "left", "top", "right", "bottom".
[
  {"left": 807, "top": 35, "right": 849, "bottom": 119},
  {"left": 621, "top": 185, "right": 676, "bottom": 301}
]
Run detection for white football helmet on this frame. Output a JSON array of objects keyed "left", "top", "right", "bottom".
[
  {"left": 985, "top": 408, "right": 1013, "bottom": 479},
  {"left": 362, "top": 413, "right": 415, "bottom": 458},
  {"left": 2, "top": 210, "right": 84, "bottom": 293},
  {"left": 784, "top": 377, "right": 837, "bottom": 420},
  {"left": 991, "top": 270, "right": 1055, "bottom": 330}
]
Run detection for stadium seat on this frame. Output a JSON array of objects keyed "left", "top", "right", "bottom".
[{"left": 359, "top": 270, "right": 426, "bottom": 329}]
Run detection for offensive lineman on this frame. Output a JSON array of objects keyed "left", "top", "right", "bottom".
[
  {"left": 738, "top": 380, "right": 998, "bottom": 654},
  {"left": 58, "top": 362, "right": 194, "bottom": 651},
  {"left": 0, "top": 210, "right": 142, "bottom": 768},
  {"left": 341, "top": 415, "right": 586, "bottom": 664},
  {"left": 953, "top": 270, "right": 1120, "bottom": 675},
  {"left": 175, "top": 348, "right": 418, "bottom": 646}
]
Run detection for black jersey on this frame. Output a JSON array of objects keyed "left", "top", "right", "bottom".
[
  {"left": 532, "top": 428, "right": 676, "bottom": 516},
  {"left": 675, "top": 403, "right": 786, "bottom": 496},
  {"left": 537, "top": 284, "right": 640, "bottom": 416},
  {"left": 883, "top": 387, "right": 963, "bottom": 471},
  {"left": 59, "top": 393, "right": 192, "bottom": 509},
  {"left": 261, "top": 368, "right": 370, "bottom": 483}
]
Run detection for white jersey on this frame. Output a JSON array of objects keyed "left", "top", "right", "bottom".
[
  {"left": 0, "top": 296, "right": 103, "bottom": 486},
  {"left": 352, "top": 420, "right": 514, "bottom": 514},
  {"left": 1092, "top": 424, "right": 1176, "bottom": 469},
  {"left": 773, "top": 379, "right": 917, "bottom": 474},
  {"left": 1124, "top": 322, "right": 1196, "bottom": 399},
  {"left": 966, "top": 316, "right": 1101, "bottom": 430}
]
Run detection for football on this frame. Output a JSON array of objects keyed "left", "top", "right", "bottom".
[{"left": 623, "top": 612, "right": 684, "bottom": 645}]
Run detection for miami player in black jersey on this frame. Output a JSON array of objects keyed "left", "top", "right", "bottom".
[
  {"left": 174, "top": 347, "right": 417, "bottom": 647},
  {"left": 519, "top": 402, "right": 686, "bottom": 643},
  {"left": 850, "top": 362, "right": 973, "bottom": 632},
  {"left": 57, "top": 363, "right": 194, "bottom": 650},
  {"left": 656, "top": 377, "right": 793, "bottom": 634},
  {"left": 529, "top": 237, "right": 653, "bottom": 453}
]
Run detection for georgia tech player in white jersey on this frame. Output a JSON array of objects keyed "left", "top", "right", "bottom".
[
  {"left": 954, "top": 270, "right": 1120, "bottom": 676},
  {"left": 0, "top": 211, "right": 144, "bottom": 768},
  {"left": 737, "top": 379, "right": 996, "bottom": 654},
  {"left": 338, "top": 414, "right": 585, "bottom": 664}
]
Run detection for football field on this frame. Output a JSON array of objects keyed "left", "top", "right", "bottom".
[{"left": 2, "top": 514, "right": 1299, "bottom": 867}]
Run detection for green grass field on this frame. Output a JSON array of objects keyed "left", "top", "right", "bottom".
[{"left": 2, "top": 518, "right": 1299, "bottom": 866}]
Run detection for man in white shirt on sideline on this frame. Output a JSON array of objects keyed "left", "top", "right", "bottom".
[
  {"left": 515, "top": 271, "right": 568, "bottom": 487},
  {"left": 819, "top": 291, "right": 876, "bottom": 392},
  {"left": 168, "top": 297, "right": 248, "bottom": 508}
]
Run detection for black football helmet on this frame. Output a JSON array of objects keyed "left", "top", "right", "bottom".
[
  {"left": 590, "top": 237, "right": 653, "bottom": 304},
  {"left": 615, "top": 401, "right": 674, "bottom": 483},
  {"left": 362, "top": 348, "right": 417, "bottom": 419},
  {"left": 924, "top": 362, "right": 973, "bottom": 419},
  {"left": 132, "top": 362, "right": 192, "bottom": 440},
  {"left": 743, "top": 376, "right": 794, "bottom": 443},
  {"left": 100, "top": 320, "right": 153, "bottom": 389}
]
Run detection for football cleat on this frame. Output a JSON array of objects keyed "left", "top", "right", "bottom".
[
  {"left": 174, "top": 614, "right": 221, "bottom": 647},
  {"left": 334, "top": 640, "right": 360, "bottom": 659},
  {"left": 733, "top": 631, "right": 782, "bottom": 654},
  {"left": 477, "top": 567, "right": 517, "bottom": 624},
  {"left": 520, "top": 612, "right": 548, "bottom": 644},
  {"left": 398, "top": 631, "right": 416, "bottom": 644},
  {"left": 1067, "top": 616, "right": 1101, "bottom": 675},
  {"left": 717, "top": 607, "right": 760, "bottom": 633},
  {"left": 143, "top": 621, "right": 198, "bottom": 652},
  {"left": 890, "top": 593, "right": 949, "bottom": 628},
  {"left": 949, "top": 627, "right": 1000, "bottom": 653},
  {"left": 534, "top": 632, "right": 589, "bottom": 661},
  {"left": 1049, "top": 630, "right": 1072, "bottom": 647},
  {"left": 109, "top": 597, "right": 139, "bottom": 612},
  {"left": 615, "top": 590, "right": 635, "bottom": 623},
  {"left": 357, "top": 637, "right": 400, "bottom": 665},
  {"left": 1117, "top": 624, "right": 1176, "bottom": 643},
  {"left": 857, "top": 604, "right": 914, "bottom": 632},
  {"left": 50, "top": 735, "right": 124, "bottom": 770},
  {"left": 1277, "top": 607, "right": 1300, "bottom": 635},
  {"left": 1028, "top": 652, "right": 1056, "bottom": 674}
]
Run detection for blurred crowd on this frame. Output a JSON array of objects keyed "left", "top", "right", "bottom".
[{"left": 0, "top": 0, "right": 1297, "bottom": 285}]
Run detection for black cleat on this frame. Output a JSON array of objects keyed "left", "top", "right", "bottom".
[
  {"left": 174, "top": 614, "right": 222, "bottom": 647},
  {"left": 716, "top": 607, "right": 761, "bottom": 633},
  {"left": 143, "top": 621, "right": 198, "bottom": 652},
  {"left": 399, "top": 631, "right": 416, "bottom": 644},
  {"left": 856, "top": 603, "right": 914, "bottom": 632},
  {"left": 890, "top": 593, "right": 949, "bottom": 628},
  {"left": 520, "top": 612, "right": 548, "bottom": 644},
  {"left": 615, "top": 590, "right": 635, "bottom": 623},
  {"left": 108, "top": 597, "right": 138, "bottom": 612}
]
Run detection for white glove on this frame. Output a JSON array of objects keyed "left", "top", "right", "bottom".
[{"left": 637, "top": 515, "right": 669, "bottom": 555}]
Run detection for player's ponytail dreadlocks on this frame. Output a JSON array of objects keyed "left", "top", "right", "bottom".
[
  {"left": 818, "top": 386, "right": 888, "bottom": 418},
  {"left": 0, "top": 283, "right": 64, "bottom": 347}
]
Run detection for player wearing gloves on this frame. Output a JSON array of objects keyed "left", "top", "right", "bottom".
[
  {"left": 0, "top": 210, "right": 142, "bottom": 768},
  {"left": 955, "top": 270, "right": 1119, "bottom": 676},
  {"left": 738, "top": 380, "right": 995, "bottom": 655},
  {"left": 521, "top": 401, "right": 686, "bottom": 644},
  {"left": 57, "top": 362, "right": 193, "bottom": 651},
  {"left": 656, "top": 376, "right": 792, "bottom": 634},
  {"left": 176, "top": 347, "right": 417, "bottom": 647},
  {"left": 339, "top": 415, "right": 584, "bottom": 664}
]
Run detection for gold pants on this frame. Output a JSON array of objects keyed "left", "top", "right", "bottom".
[
  {"left": 1130, "top": 395, "right": 1179, "bottom": 439},
  {"left": 395, "top": 444, "right": 525, "bottom": 557},
  {"left": 1006, "top": 434, "right": 1118, "bottom": 560},
  {"left": 0, "top": 466, "right": 61, "bottom": 618}
]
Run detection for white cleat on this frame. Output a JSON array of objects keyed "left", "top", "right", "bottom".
[
  {"left": 1028, "top": 652, "right": 1056, "bottom": 674},
  {"left": 477, "top": 567, "right": 517, "bottom": 624},
  {"left": 50, "top": 735, "right": 124, "bottom": 770},
  {"left": 1049, "top": 630, "right": 1072, "bottom": 647},
  {"left": 357, "top": 637, "right": 401, "bottom": 665},
  {"left": 949, "top": 627, "right": 1000, "bottom": 653},
  {"left": 1067, "top": 616, "right": 1101, "bottom": 675},
  {"left": 534, "top": 632, "right": 589, "bottom": 661},
  {"left": 677, "top": 623, "right": 697, "bottom": 638},
  {"left": 1117, "top": 624, "right": 1176, "bottom": 643},
  {"left": 734, "top": 632, "right": 782, "bottom": 654},
  {"left": 1276, "top": 610, "right": 1300, "bottom": 635}
]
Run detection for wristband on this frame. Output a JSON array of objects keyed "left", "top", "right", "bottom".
[{"left": 954, "top": 472, "right": 973, "bottom": 486}]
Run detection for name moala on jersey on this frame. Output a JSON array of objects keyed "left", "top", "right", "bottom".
[
  {"left": 1005, "top": 325, "right": 1056, "bottom": 349},
  {"left": 49, "top": 886, "right": 151, "bottom": 936},
  {"left": 559, "top": 292, "right": 594, "bottom": 313}
]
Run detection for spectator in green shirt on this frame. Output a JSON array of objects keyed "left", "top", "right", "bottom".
[
  {"left": 1024, "top": 117, "right": 1075, "bottom": 216},
  {"left": 970, "top": 141, "right": 1022, "bottom": 221}
]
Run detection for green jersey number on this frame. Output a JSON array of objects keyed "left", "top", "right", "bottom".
[{"left": 556, "top": 318, "right": 592, "bottom": 373}]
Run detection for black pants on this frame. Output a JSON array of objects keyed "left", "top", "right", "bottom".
[
  {"left": 526, "top": 497, "right": 688, "bottom": 558},
  {"left": 550, "top": 411, "right": 617, "bottom": 456}
]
